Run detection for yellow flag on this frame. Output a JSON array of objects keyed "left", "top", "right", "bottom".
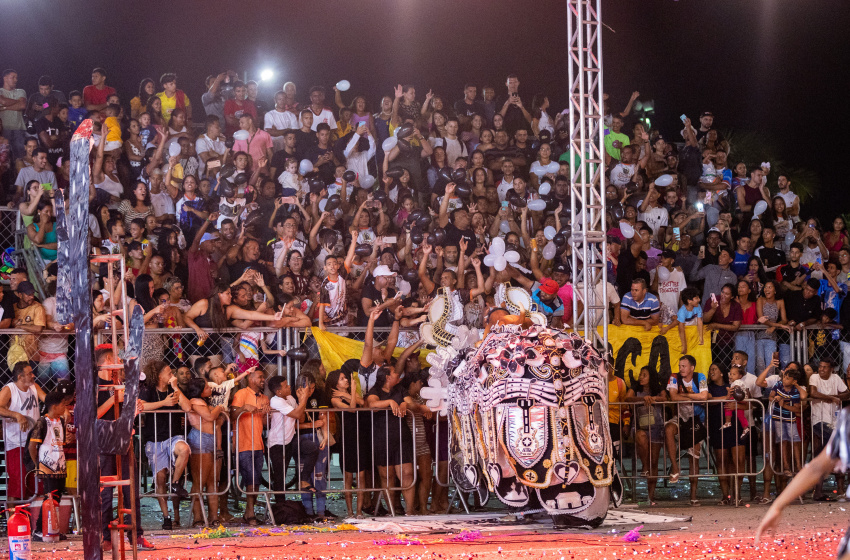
[
  {"left": 602, "top": 325, "right": 712, "bottom": 387},
  {"left": 309, "top": 327, "right": 432, "bottom": 381}
]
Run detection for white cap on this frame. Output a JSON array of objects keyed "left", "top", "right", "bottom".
[{"left": 373, "top": 265, "right": 396, "bottom": 278}]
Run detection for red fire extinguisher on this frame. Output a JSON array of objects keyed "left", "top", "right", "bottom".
[
  {"left": 7, "top": 504, "right": 32, "bottom": 560},
  {"left": 41, "top": 490, "right": 61, "bottom": 543}
]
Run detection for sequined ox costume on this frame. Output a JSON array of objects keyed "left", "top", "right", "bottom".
[{"left": 420, "top": 285, "right": 622, "bottom": 528}]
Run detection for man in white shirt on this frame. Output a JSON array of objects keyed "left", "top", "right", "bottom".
[
  {"left": 431, "top": 118, "right": 468, "bottom": 166},
  {"left": 148, "top": 168, "right": 175, "bottom": 220},
  {"left": 665, "top": 355, "right": 708, "bottom": 502},
  {"left": 0, "top": 69, "right": 27, "bottom": 159},
  {"left": 496, "top": 159, "right": 516, "bottom": 202},
  {"left": 609, "top": 145, "right": 638, "bottom": 188},
  {"left": 638, "top": 183, "right": 669, "bottom": 243},
  {"left": 307, "top": 87, "right": 337, "bottom": 131},
  {"left": 808, "top": 359, "right": 849, "bottom": 500},
  {"left": 266, "top": 375, "right": 319, "bottom": 497},
  {"left": 650, "top": 249, "right": 686, "bottom": 327},
  {"left": 13, "top": 148, "right": 55, "bottom": 207},
  {"left": 195, "top": 116, "right": 227, "bottom": 177},
  {"left": 775, "top": 174, "right": 800, "bottom": 223},
  {"left": 264, "top": 91, "right": 299, "bottom": 152}
]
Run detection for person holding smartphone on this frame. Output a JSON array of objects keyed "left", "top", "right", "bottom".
[{"left": 342, "top": 121, "right": 375, "bottom": 180}]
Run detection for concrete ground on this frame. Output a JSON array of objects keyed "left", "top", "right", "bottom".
[{"left": 24, "top": 500, "right": 848, "bottom": 560}]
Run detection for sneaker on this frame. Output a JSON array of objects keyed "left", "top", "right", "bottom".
[
  {"left": 162, "top": 517, "right": 173, "bottom": 531},
  {"left": 137, "top": 536, "right": 155, "bottom": 550},
  {"left": 170, "top": 482, "right": 190, "bottom": 500},
  {"left": 32, "top": 531, "right": 44, "bottom": 542}
]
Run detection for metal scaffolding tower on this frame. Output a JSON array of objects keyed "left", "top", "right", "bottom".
[{"left": 568, "top": 0, "right": 609, "bottom": 351}]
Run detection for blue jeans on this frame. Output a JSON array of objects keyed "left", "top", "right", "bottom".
[
  {"left": 778, "top": 343, "right": 791, "bottom": 369},
  {"left": 755, "top": 338, "right": 778, "bottom": 374},
  {"left": 734, "top": 331, "right": 756, "bottom": 374},
  {"left": 298, "top": 432, "right": 328, "bottom": 515},
  {"left": 37, "top": 356, "right": 70, "bottom": 384}
]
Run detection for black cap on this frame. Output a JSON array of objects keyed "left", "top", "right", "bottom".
[
  {"left": 55, "top": 379, "right": 75, "bottom": 397},
  {"left": 661, "top": 249, "right": 676, "bottom": 260},
  {"left": 700, "top": 111, "right": 714, "bottom": 118},
  {"left": 553, "top": 262, "right": 570, "bottom": 275},
  {"left": 16, "top": 281, "right": 35, "bottom": 295}
]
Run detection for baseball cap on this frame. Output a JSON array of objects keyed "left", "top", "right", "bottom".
[
  {"left": 539, "top": 278, "right": 560, "bottom": 296},
  {"left": 373, "top": 265, "right": 396, "bottom": 278},
  {"left": 661, "top": 249, "right": 676, "bottom": 260},
  {"left": 700, "top": 111, "right": 714, "bottom": 118},
  {"left": 553, "top": 262, "right": 570, "bottom": 275},
  {"left": 200, "top": 233, "right": 219, "bottom": 244},
  {"left": 56, "top": 379, "right": 75, "bottom": 397},
  {"left": 16, "top": 281, "right": 35, "bottom": 295},
  {"left": 707, "top": 227, "right": 721, "bottom": 235}
]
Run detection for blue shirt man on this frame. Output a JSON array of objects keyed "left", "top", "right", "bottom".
[{"left": 620, "top": 278, "right": 661, "bottom": 329}]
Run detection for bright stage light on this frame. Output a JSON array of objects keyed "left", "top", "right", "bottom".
[{"left": 260, "top": 69, "right": 274, "bottom": 82}]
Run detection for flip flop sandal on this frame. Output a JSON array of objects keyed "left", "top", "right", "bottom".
[
  {"left": 669, "top": 472, "right": 680, "bottom": 483},
  {"left": 242, "top": 516, "right": 260, "bottom": 526}
]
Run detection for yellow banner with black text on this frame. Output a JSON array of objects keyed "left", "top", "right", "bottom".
[{"left": 600, "top": 325, "right": 712, "bottom": 387}]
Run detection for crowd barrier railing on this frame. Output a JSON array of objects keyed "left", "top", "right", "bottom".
[
  {"left": 135, "top": 409, "right": 231, "bottom": 528},
  {"left": 6, "top": 322, "right": 850, "bottom": 518},
  {"left": 233, "top": 407, "right": 418, "bottom": 521},
  {"left": 610, "top": 398, "right": 766, "bottom": 506}
]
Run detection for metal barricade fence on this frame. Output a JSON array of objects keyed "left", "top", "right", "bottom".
[
  {"left": 94, "top": 327, "right": 289, "bottom": 375},
  {"left": 0, "top": 329, "right": 75, "bottom": 395},
  {"left": 135, "top": 409, "right": 231, "bottom": 528},
  {"left": 0, "top": 417, "right": 41, "bottom": 510},
  {"left": 802, "top": 324, "right": 845, "bottom": 371},
  {"left": 233, "top": 408, "right": 417, "bottom": 521},
  {"left": 611, "top": 399, "right": 766, "bottom": 505},
  {"left": 0, "top": 207, "right": 21, "bottom": 257}
]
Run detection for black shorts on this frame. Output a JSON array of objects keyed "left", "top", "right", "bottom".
[{"left": 674, "top": 417, "right": 707, "bottom": 450}]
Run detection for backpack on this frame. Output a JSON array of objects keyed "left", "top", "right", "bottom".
[{"left": 271, "top": 499, "right": 310, "bottom": 525}]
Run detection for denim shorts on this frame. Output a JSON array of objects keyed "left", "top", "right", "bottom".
[
  {"left": 239, "top": 450, "right": 265, "bottom": 488},
  {"left": 144, "top": 435, "right": 187, "bottom": 474},
  {"left": 188, "top": 429, "right": 216, "bottom": 454},
  {"left": 772, "top": 419, "right": 801, "bottom": 443}
]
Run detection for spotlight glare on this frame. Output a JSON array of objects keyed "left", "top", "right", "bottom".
[{"left": 260, "top": 69, "right": 274, "bottom": 82}]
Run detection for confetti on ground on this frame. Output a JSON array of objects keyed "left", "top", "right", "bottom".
[{"left": 181, "top": 523, "right": 360, "bottom": 539}]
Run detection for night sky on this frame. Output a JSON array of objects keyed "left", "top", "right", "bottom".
[{"left": 2, "top": 0, "right": 846, "bottom": 215}]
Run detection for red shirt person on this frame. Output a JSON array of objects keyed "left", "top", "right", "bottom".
[{"left": 83, "top": 68, "right": 116, "bottom": 112}]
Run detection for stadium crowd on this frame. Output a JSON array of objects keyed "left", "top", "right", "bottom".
[{"left": 1, "top": 66, "right": 850, "bottom": 540}]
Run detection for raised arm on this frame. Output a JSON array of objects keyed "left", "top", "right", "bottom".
[
  {"left": 437, "top": 182, "right": 455, "bottom": 228},
  {"left": 361, "top": 308, "right": 379, "bottom": 368},
  {"left": 418, "top": 242, "right": 437, "bottom": 295}
]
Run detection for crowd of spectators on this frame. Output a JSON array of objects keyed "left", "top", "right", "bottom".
[{"left": 2, "top": 64, "right": 850, "bottom": 532}]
